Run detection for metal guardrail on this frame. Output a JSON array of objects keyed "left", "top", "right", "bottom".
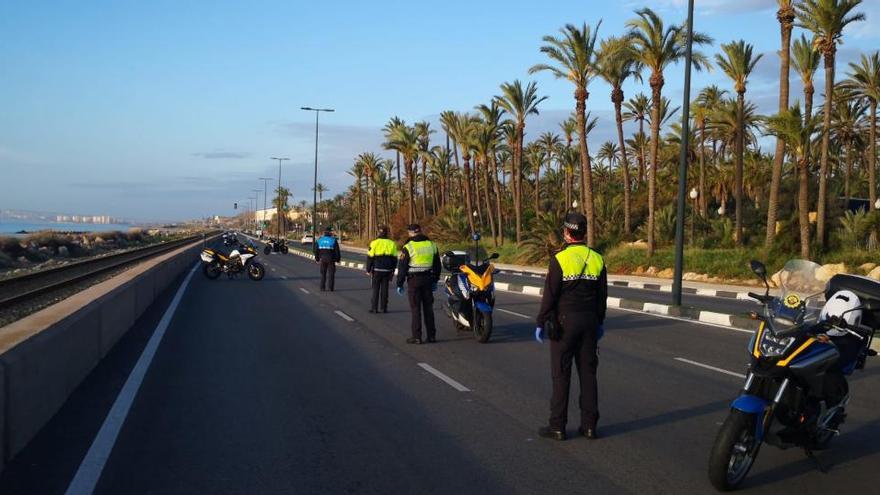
[{"left": 0, "top": 232, "right": 217, "bottom": 310}]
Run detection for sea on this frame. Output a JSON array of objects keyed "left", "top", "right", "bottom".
[{"left": 0, "top": 221, "right": 135, "bottom": 236}]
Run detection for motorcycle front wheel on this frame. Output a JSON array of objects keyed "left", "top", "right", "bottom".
[
  {"left": 280, "top": 244, "right": 289, "bottom": 254},
  {"left": 203, "top": 263, "right": 222, "bottom": 279},
  {"left": 473, "top": 310, "right": 493, "bottom": 343},
  {"left": 247, "top": 262, "right": 266, "bottom": 281},
  {"left": 708, "top": 410, "right": 761, "bottom": 491},
  {"left": 264, "top": 245, "right": 272, "bottom": 255}
]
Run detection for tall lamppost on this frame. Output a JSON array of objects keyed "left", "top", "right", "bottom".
[
  {"left": 672, "top": 0, "right": 695, "bottom": 307},
  {"left": 270, "top": 157, "right": 289, "bottom": 239},
  {"left": 259, "top": 177, "right": 273, "bottom": 237},
  {"left": 249, "top": 196, "right": 257, "bottom": 232},
  {"left": 301, "top": 106, "right": 334, "bottom": 239},
  {"left": 689, "top": 187, "right": 698, "bottom": 246},
  {"left": 252, "top": 189, "right": 262, "bottom": 233}
]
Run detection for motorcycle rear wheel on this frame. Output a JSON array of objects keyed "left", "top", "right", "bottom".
[
  {"left": 473, "top": 310, "right": 493, "bottom": 343},
  {"left": 203, "top": 263, "right": 222, "bottom": 280},
  {"left": 264, "top": 245, "right": 271, "bottom": 255},
  {"left": 708, "top": 410, "right": 761, "bottom": 491},
  {"left": 247, "top": 262, "right": 266, "bottom": 281}
]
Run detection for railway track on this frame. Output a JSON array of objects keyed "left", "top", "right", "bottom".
[{"left": 0, "top": 233, "right": 214, "bottom": 312}]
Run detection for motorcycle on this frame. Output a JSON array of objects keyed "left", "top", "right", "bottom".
[
  {"left": 263, "top": 237, "right": 289, "bottom": 255},
  {"left": 201, "top": 242, "right": 265, "bottom": 281},
  {"left": 223, "top": 233, "right": 240, "bottom": 247},
  {"left": 442, "top": 233, "right": 499, "bottom": 343},
  {"left": 708, "top": 259, "right": 880, "bottom": 491}
]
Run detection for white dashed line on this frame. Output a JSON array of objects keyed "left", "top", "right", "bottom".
[
  {"left": 674, "top": 357, "right": 746, "bottom": 379},
  {"left": 417, "top": 363, "right": 471, "bottom": 392},
  {"left": 280, "top": 276, "right": 288, "bottom": 280},
  {"left": 334, "top": 310, "right": 354, "bottom": 322},
  {"left": 496, "top": 308, "right": 530, "bottom": 319},
  {"left": 299, "top": 287, "right": 311, "bottom": 294}
]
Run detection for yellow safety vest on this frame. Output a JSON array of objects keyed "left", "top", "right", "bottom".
[
  {"left": 368, "top": 238, "right": 398, "bottom": 257},
  {"left": 404, "top": 240, "right": 437, "bottom": 272},
  {"left": 555, "top": 244, "right": 604, "bottom": 281}
]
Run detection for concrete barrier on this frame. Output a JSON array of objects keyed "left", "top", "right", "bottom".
[{"left": 0, "top": 237, "right": 212, "bottom": 473}]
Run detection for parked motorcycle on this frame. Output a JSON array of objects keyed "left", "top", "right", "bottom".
[
  {"left": 201, "top": 243, "right": 265, "bottom": 281},
  {"left": 442, "top": 233, "right": 499, "bottom": 343},
  {"left": 263, "top": 237, "right": 289, "bottom": 255},
  {"left": 708, "top": 259, "right": 879, "bottom": 491}
]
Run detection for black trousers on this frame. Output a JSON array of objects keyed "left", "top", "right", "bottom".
[
  {"left": 320, "top": 261, "right": 336, "bottom": 291},
  {"left": 549, "top": 311, "right": 599, "bottom": 430},
  {"left": 371, "top": 271, "right": 392, "bottom": 311},
  {"left": 407, "top": 274, "right": 435, "bottom": 340}
]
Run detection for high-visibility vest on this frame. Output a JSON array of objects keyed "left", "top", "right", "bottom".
[
  {"left": 317, "top": 235, "right": 336, "bottom": 250},
  {"left": 404, "top": 240, "right": 437, "bottom": 272},
  {"left": 554, "top": 244, "right": 604, "bottom": 281},
  {"left": 368, "top": 238, "right": 397, "bottom": 257}
]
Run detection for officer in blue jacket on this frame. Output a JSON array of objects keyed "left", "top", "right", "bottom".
[{"left": 314, "top": 227, "right": 341, "bottom": 291}]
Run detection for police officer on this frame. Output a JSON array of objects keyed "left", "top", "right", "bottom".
[
  {"left": 535, "top": 212, "right": 607, "bottom": 441},
  {"left": 366, "top": 225, "right": 398, "bottom": 313},
  {"left": 314, "top": 227, "right": 341, "bottom": 291},
  {"left": 396, "top": 224, "right": 441, "bottom": 344}
]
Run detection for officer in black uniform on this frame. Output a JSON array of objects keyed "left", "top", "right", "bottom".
[
  {"left": 366, "top": 225, "right": 398, "bottom": 313},
  {"left": 314, "top": 227, "right": 341, "bottom": 291},
  {"left": 535, "top": 212, "right": 607, "bottom": 441},
  {"left": 396, "top": 224, "right": 441, "bottom": 344}
]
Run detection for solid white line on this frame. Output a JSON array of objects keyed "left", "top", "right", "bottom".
[
  {"left": 299, "top": 287, "right": 310, "bottom": 294},
  {"left": 417, "top": 363, "right": 471, "bottom": 392},
  {"left": 334, "top": 310, "right": 354, "bottom": 322},
  {"left": 674, "top": 357, "right": 746, "bottom": 379},
  {"left": 64, "top": 262, "right": 199, "bottom": 495},
  {"left": 608, "top": 306, "right": 755, "bottom": 334},
  {"left": 496, "top": 307, "right": 530, "bottom": 319}
]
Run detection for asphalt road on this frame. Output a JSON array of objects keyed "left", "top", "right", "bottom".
[{"left": 2, "top": 240, "right": 879, "bottom": 494}]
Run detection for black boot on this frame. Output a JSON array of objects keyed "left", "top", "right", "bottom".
[{"left": 538, "top": 426, "right": 566, "bottom": 441}]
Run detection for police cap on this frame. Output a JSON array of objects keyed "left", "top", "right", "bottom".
[
  {"left": 563, "top": 212, "right": 587, "bottom": 234},
  {"left": 407, "top": 224, "right": 421, "bottom": 234}
]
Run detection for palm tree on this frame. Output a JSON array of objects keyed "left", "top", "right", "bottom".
[
  {"left": 766, "top": 0, "right": 798, "bottom": 247},
  {"left": 476, "top": 101, "right": 507, "bottom": 244},
  {"left": 383, "top": 117, "right": 405, "bottom": 192},
  {"left": 529, "top": 22, "right": 601, "bottom": 245},
  {"left": 623, "top": 93, "right": 651, "bottom": 184},
  {"left": 446, "top": 112, "right": 479, "bottom": 233},
  {"left": 716, "top": 40, "right": 762, "bottom": 246},
  {"left": 843, "top": 52, "right": 880, "bottom": 207},
  {"left": 765, "top": 103, "right": 823, "bottom": 258},
  {"left": 495, "top": 80, "right": 548, "bottom": 243},
  {"left": 385, "top": 124, "right": 420, "bottom": 222},
  {"left": 537, "top": 131, "right": 562, "bottom": 213},
  {"left": 347, "top": 159, "right": 365, "bottom": 237},
  {"left": 830, "top": 89, "right": 867, "bottom": 202},
  {"left": 414, "top": 121, "right": 434, "bottom": 217},
  {"left": 796, "top": 0, "right": 865, "bottom": 247},
  {"left": 356, "top": 152, "right": 384, "bottom": 236},
  {"left": 627, "top": 7, "right": 712, "bottom": 256},
  {"left": 597, "top": 36, "right": 642, "bottom": 234}
]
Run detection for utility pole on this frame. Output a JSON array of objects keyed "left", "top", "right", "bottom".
[
  {"left": 672, "top": 0, "right": 695, "bottom": 307},
  {"left": 259, "top": 177, "right": 273, "bottom": 235},
  {"left": 270, "top": 157, "right": 289, "bottom": 239},
  {"left": 301, "top": 107, "right": 334, "bottom": 239}
]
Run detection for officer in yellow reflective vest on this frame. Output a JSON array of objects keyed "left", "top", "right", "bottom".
[
  {"left": 396, "top": 224, "right": 441, "bottom": 344},
  {"left": 535, "top": 212, "right": 608, "bottom": 441},
  {"left": 366, "top": 225, "right": 398, "bottom": 314}
]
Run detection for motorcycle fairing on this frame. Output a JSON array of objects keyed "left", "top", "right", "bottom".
[
  {"left": 475, "top": 301, "right": 493, "bottom": 313},
  {"left": 460, "top": 264, "right": 494, "bottom": 291},
  {"left": 731, "top": 395, "right": 770, "bottom": 439}
]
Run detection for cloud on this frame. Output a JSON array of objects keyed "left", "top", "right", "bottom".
[
  {"left": 192, "top": 151, "right": 252, "bottom": 159},
  {"left": 633, "top": 0, "right": 776, "bottom": 16}
]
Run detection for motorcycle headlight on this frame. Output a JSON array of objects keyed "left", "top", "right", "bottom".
[{"left": 759, "top": 331, "right": 795, "bottom": 357}]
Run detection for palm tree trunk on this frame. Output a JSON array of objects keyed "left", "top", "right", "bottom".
[
  {"left": 575, "top": 88, "right": 596, "bottom": 245},
  {"left": 396, "top": 152, "right": 402, "bottom": 195},
  {"left": 638, "top": 121, "right": 647, "bottom": 184},
  {"left": 647, "top": 76, "right": 663, "bottom": 256},
  {"left": 845, "top": 145, "right": 852, "bottom": 203},
  {"left": 421, "top": 159, "right": 428, "bottom": 218},
  {"left": 869, "top": 101, "right": 877, "bottom": 208},
  {"left": 817, "top": 51, "right": 835, "bottom": 248},
  {"left": 613, "top": 90, "right": 632, "bottom": 234},
  {"left": 766, "top": 8, "right": 794, "bottom": 247},
  {"left": 515, "top": 126, "right": 524, "bottom": 244},
  {"left": 406, "top": 158, "right": 415, "bottom": 223},
  {"left": 481, "top": 159, "right": 497, "bottom": 245},
  {"left": 491, "top": 153, "right": 504, "bottom": 245},
  {"left": 734, "top": 91, "right": 745, "bottom": 246},
  {"left": 534, "top": 163, "right": 541, "bottom": 214},
  {"left": 463, "top": 155, "right": 476, "bottom": 233},
  {"left": 799, "top": 156, "right": 811, "bottom": 259}
]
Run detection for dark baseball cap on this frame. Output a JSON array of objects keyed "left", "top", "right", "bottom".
[{"left": 563, "top": 212, "right": 587, "bottom": 233}]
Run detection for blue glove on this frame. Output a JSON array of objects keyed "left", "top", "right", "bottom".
[
  {"left": 396, "top": 286, "right": 405, "bottom": 296},
  {"left": 535, "top": 327, "right": 544, "bottom": 344},
  {"left": 431, "top": 282, "right": 438, "bottom": 292},
  {"left": 597, "top": 324, "right": 605, "bottom": 341}
]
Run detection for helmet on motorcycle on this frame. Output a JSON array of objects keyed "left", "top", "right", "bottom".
[{"left": 820, "top": 290, "right": 862, "bottom": 329}]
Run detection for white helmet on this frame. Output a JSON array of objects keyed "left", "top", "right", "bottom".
[{"left": 820, "top": 290, "right": 862, "bottom": 335}]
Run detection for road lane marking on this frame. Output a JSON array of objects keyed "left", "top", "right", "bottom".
[
  {"left": 497, "top": 308, "right": 530, "bottom": 319},
  {"left": 64, "top": 262, "right": 199, "bottom": 495},
  {"left": 417, "top": 363, "right": 471, "bottom": 392},
  {"left": 674, "top": 357, "right": 746, "bottom": 379},
  {"left": 609, "top": 306, "right": 755, "bottom": 334},
  {"left": 280, "top": 276, "right": 288, "bottom": 280},
  {"left": 335, "top": 310, "right": 354, "bottom": 322},
  {"left": 299, "top": 287, "right": 311, "bottom": 294}
]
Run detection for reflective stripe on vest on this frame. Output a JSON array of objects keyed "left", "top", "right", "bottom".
[
  {"left": 554, "top": 245, "right": 604, "bottom": 281},
  {"left": 317, "top": 236, "right": 336, "bottom": 250},
  {"left": 368, "top": 238, "right": 397, "bottom": 257},
  {"left": 404, "top": 240, "right": 436, "bottom": 272}
]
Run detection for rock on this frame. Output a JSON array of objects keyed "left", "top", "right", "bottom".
[
  {"left": 816, "top": 263, "right": 847, "bottom": 282},
  {"left": 859, "top": 263, "right": 877, "bottom": 274},
  {"left": 646, "top": 266, "right": 658, "bottom": 275},
  {"left": 770, "top": 270, "right": 783, "bottom": 288},
  {"left": 868, "top": 266, "right": 880, "bottom": 281},
  {"left": 57, "top": 246, "right": 69, "bottom": 257},
  {"left": 683, "top": 272, "right": 699, "bottom": 281},
  {"left": 633, "top": 266, "right": 646, "bottom": 275},
  {"left": 626, "top": 239, "right": 648, "bottom": 249},
  {"left": 657, "top": 268, "right": 674, "bottom": 278}
]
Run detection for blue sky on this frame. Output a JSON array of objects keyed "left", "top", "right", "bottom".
[{"left": 1, "top": 0, "right": 878, "bottom": 222}]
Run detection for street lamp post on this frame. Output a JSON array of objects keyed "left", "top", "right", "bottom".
[
  {"left": 270, "top": 157, "right": 289, "bottom": 240},
  {"left": 301, "top": 106, "right": 334, "bottom": 240},
  {"left": 672, "top": 0, "right": 695, "bottom": 307},
  {"left": 259, "top": 177, "right": 273, "bottom": 237},
  {"left": 689, "top": 188, "right": 698, "bottom": 246},
  {"left": 252, "top": 189, "right": 262, "bottom": 233}
]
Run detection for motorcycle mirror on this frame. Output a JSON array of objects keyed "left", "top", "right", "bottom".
[
  {"left": 860, "top": 299, "right": 880, "bottom": 312},
  {"left": 489, "top": 253, "right": 500, "bottom": 260},
  {"left": 749, "top": 260, "right": 767, "bottom": 278}
]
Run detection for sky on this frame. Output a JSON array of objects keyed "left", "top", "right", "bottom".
[{"left": 1, "top": 0, "right": 879, "bottom": 222}]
